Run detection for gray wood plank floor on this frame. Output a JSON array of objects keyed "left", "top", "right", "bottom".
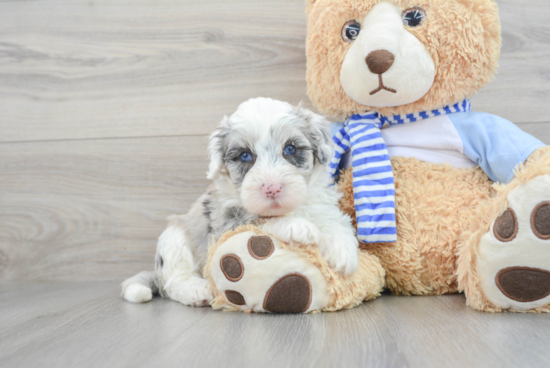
[
  {"left": 1, "top": 0, "right": 550, "bottom": 367},
  {"left": 2, "top": 282, "right": 550, "bottom": 368}
]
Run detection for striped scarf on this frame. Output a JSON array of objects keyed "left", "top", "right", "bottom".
[{"left": 329, "top": 99, "right": 471, "bottom": 244}]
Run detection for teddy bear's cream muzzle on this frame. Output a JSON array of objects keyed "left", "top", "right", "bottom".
[{"left": 340, "top": 1, "right": 435, "bottom": 108}]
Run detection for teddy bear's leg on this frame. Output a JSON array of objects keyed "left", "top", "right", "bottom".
[
  {"left": 204, "top": 225, "right": 385, "bottom": 313},
  {"left": 458, "top": 147, "right": 550, "bottom": 312},
  {"left": 208, "top": 229, "right": 329, "bottom": 313}
]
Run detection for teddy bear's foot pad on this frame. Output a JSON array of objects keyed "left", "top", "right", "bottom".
[
  {"left": 264, "top": 273, "right": 312, "bottom": 313},
  {"left": 211, "top": 231, "right": 328, "bottom": 313},
  {"left": 225, "top": 290, "right": 246, "bottom": 305},
  {"left": 478, "top": 175, "right": 550, "bottom": 311},
  {"left": 496, "top": 267, "right": 550, "bottom": 302}
]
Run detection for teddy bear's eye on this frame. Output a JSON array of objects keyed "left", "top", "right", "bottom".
[
  {"left": 342, "top": 20, "right": 361, "bottom": 43},
  {"left": 402, "top": 7, "right": 426, "bottom": 28}
]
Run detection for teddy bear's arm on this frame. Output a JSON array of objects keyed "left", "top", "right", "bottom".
[{"left": 449, "top": 111, "right": 546, "bottom": 183}]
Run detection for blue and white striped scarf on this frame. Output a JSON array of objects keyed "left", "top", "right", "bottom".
[{"left": 330, "top": 99, "right": 471, "bottom": 244}]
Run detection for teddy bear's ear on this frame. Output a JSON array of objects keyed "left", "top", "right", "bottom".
[
  {"left": 207, "top": 116, "right": 230, "bottom": 180},
  {"left": 305, "top": 0, "right": 317, "bottom": 14}
]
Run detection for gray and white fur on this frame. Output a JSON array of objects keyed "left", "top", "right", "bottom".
[{"left": 122, "top": 97, "right": 359, "bottom": 306}]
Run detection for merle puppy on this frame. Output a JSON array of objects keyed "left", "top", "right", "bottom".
[{"left": 122, "top": 98, "right": 359, "bottom": 306}]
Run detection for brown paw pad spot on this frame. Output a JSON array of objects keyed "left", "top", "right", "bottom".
[
  {"left": 532, "top": 201, "right": 550, "bottom": 240},
  {"left": 225, "top": 290, "right": 246, "bottom": 305},
  {"left": 220, "top": 254, "right": 244, "bottom": 282},
  {"left": 263, "top": 273, "right": 312, "bottom": 313},
  {"left": 248, "top": 236, "right": 274, "bottom": 260},
  {"left": 496, "top": 267, "right": 550, "bottom": 302},
  {"left": 494, "top": 208, "right": 518, "bottom": 242}
]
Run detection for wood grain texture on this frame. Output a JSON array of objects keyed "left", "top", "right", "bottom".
[
  {"left": 472, "top": 0, "right": 550, "bottom": 123},
  {"left": 0, "top": 0, "right": 312, "bottom": 143},
  {"left": 0, "top": 0, "right": 549, "bottom": 283},
  {"left": 1, "top": 282, "right": 550, "bottom": 368},
  {"left": 0, "top": 135, "right": 210, "bottom": 281},
  {"left": 0, "top": 0, "right": 549, "bottom": 144}
]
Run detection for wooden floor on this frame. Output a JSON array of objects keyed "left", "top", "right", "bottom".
[
  {"left": 2, "top": 282, "right": 550, "bottom": 368},
  {"left": 1, "top": 0, "right": 550, "bottom": 367}
]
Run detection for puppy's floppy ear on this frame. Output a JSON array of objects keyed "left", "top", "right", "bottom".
[
  {"left": 294, "top": 103, "right": 334, "bottom": 166},
  {"left": 207, "top": 116, "right": 230, "bottom": 180}
]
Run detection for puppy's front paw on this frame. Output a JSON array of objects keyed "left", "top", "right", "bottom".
[
  {"left": 319, "top": 235, "right": 359, "bottom": 275},
  {"left": 261, "top": 217, "right": 321, "bottom": 246},
  {"left": 287, "top": 218, "right": 321, "bottom": 245}
]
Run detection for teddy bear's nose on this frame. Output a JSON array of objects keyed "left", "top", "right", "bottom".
[{"left": 365, "top": 49, "right": 395, "bottom": 74}]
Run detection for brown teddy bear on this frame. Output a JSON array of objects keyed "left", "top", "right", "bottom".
[{"left": 206, "top": 0, "right": 550, "bottom": 313}]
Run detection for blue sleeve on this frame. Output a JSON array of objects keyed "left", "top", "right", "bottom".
[{"left": 448, "top": 112, "right": 545, "bottom": 184}]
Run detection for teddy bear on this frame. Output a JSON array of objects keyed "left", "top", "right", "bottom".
[{"left": 205, "top": 0, "right": 550, "bottom": 313}]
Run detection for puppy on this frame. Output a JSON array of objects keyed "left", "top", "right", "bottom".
[{"left": 122, "top": 97, "right": 359, "bottom": 306}]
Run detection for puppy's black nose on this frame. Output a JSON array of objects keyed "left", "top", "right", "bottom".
[{"left": 365, "top": 49, "right": 395, "bottom": 74}]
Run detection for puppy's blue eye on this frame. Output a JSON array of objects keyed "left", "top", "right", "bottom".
[
  {"left": 284, "top": 145, "right": 296, "bottom": 156},
  {"left": 240, "top": 152, "right": 252, "bottom": 162}
]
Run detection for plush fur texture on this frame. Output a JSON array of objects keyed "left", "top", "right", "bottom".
[
  {"left": 306, "top": 0, "right": 501, "bottom": 120},
  {"left": 305, "top": 0, "right": 550, "bottom": 313},
  {"left": 339, "top": 2, "right": 436, "bottom": 107},
  {"left": 337, "top": 148, "right": 550, "bottom": 311},
  {"left": 457, "top": 147, "right": 550, "bottom": 312},
  {"left": 204, "top": 225, "right": 385, "bottom": 312},
  {"left": 338, "top": 158, "right": 495, "bottom": 296}
]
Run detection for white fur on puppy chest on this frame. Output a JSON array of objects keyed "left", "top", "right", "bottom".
[{"left": 340, "top": 1, "right": 435, "bottom": 107}]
